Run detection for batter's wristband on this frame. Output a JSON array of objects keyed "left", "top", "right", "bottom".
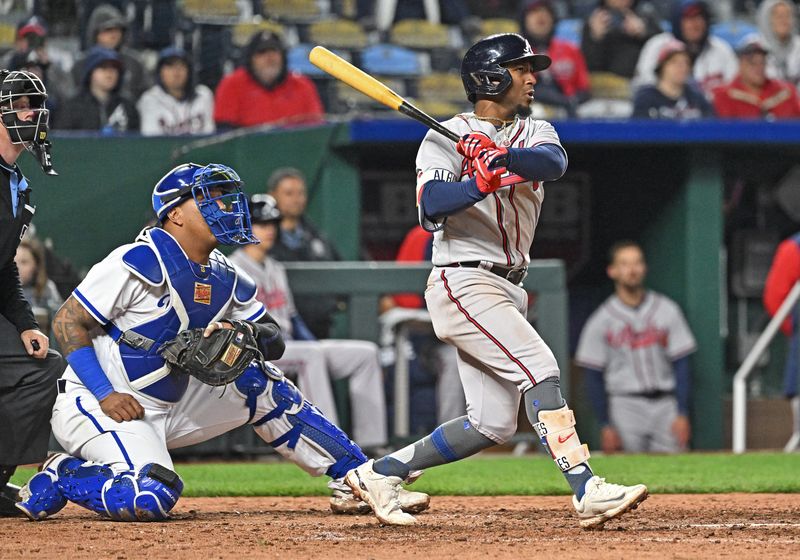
[{"left": 66, "top": 346, "right": 114, "bottom": 402}]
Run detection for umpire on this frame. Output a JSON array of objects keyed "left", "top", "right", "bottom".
[{"left": 0, "top": 69, "right": 63, "bottom": 516}]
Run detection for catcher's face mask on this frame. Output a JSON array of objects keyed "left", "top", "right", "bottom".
[
  {"left": 153, "top": 163, "right": 257, "bottom": 246},
  {"left": 191, "top": 164, "right": 258, "bottom": 246}
]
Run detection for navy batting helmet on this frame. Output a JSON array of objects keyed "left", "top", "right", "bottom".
[
  {"left": 249, "top": 193, "right": 281, "bottom": 225},
  {"left": 461, "top": 33, "right": 551, "bottom": 103}
]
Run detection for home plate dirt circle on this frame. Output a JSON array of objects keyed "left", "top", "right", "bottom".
[{"left": 2, "top": 494, "right": 798, "bottom": 559}]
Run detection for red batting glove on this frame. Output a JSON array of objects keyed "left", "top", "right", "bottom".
[
  {"left": 457, "top": 132, "right": 495, "bottom": 159},
  {"left": 473, "top": 149, "right": 507, "bottom": 194}
]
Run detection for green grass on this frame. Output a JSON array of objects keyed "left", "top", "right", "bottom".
[{"left": 11, "top": 452, "right": 800, "bottom": 497}]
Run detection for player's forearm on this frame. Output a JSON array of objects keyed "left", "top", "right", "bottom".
[
  {"left": 419, "top": 177, "right": 486, "bottom": 219},
  {"left": 54, "top": 296, "right": 114, "bottom": 401},
  {"left": 505, "top": 143, "right": 567, "bottom": 182},
  {"left": 251, "top": 314, "right": 286, "bottom": 360},
  {"left": 672, "top": 356, "right": 691, "bottom": 416},
  {"left": 584, "top": 368, "right": 610, "bottom": 426}
]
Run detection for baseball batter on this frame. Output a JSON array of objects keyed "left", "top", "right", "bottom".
[
  {"left": 14, "top": 163, "right": 426, "bottom": 521},
  {"left": 345, "top": 33, "right": 648, "bottom": 529},
  {"left": 575, "top": 241, "right": 696, "bottom": 453}
]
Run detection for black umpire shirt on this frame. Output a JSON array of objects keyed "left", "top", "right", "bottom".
[{"left": 0, "top": 156, "right": 38, "bottom": 333}]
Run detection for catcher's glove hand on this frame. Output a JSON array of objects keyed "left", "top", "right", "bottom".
[{"left": 158, "top": 320, "right": 260, "bottom": 386}]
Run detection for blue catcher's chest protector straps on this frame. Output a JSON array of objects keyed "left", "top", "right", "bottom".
[{"left": 108, "top": 228, "right": 238, "bottom": 402}]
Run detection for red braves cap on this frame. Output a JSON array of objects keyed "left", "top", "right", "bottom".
[
  {"left": 655, "top": 40, "right": 688, "bottom": 73},
  {"left": 16, "top": 16, "right": 47, "bottom": 38}
]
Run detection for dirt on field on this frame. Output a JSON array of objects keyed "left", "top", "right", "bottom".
[{"left": 2, "top": 494, "right": 799, "bottom": 559}]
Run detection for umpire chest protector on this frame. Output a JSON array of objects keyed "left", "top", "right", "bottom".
[{"left": 108, "top": 228, "right": 250, "bottom": 402}]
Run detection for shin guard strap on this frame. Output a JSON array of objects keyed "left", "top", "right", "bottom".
[{"left": 534, "top": 406, "right": 591, "bottom": 472}]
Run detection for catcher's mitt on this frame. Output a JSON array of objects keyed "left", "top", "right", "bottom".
[{"left": 158, "top": 321, "right": 260, "bottom": 386}]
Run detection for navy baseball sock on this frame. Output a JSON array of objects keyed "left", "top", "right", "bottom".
[
  {"left": 373, "top": 416, "right": 495, "bottom": 478},
  {"left": 524, "top": 377, "right": 594, "bottom": 500}
]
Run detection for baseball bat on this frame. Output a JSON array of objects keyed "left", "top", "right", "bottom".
[{"left": 308, "top": 46, "right": 460, "bottom": 143}]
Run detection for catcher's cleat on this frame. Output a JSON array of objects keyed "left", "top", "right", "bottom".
[
  {"left": 330, "top": 485, "right": 430, "bottom": 515},
  {"left": 572, "top": 476, "right": 648, "bottom": 530},
  {"left": 15, "top": 453, "right": 70, "bottom": 521},
  {"left": 344, "top": 460, "right": 417, "bottom": 525}
]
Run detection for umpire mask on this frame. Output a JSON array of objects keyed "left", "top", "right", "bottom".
[{"left": 0, "top": 70, "right": 56, "bottom": 174}]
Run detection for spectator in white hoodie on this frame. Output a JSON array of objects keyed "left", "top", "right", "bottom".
[
  {"left": 137, "top": 47, "right": 214, "bottom": 136},
  {"left": 757, "top": 0, "right": 800, "bottom": 85}
]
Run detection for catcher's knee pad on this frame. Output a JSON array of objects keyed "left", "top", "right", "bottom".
[
  {"left": 102, "top": 464, "right": 184, "bottom": 521},
  {"left": 533, "top": 405, "right": 591, "bottom": 472}
]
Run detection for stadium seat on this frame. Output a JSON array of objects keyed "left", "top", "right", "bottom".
[
  {"left": 333, "top": 76, "right": 407, "bottom": 112},
  {"left": 554, "top": 18, "right": 582, "bottom": 46},
  {"left": 361, "top": 44, "right": 421, "bottom": 76},
  {"left": 390, "top": 19, "right": 451, "bottom": 50},
  {"left": 479, "top": 18, "right": 519, "bottom": 38},
  {"left": 261, "top": 0, "right": 322, "bottom": 22},
  {"left": 308, "top": 18, "right": 369, "bottom": 50},
  {"left": 589, "top": 72, "right": 632, "bottom": 100},
  {"left": 417, "top": 72, "right": 465, "bottom": 104},
  {"left": 0, "top": 22, "right": 15, "bottom": 49},
  {"left": 711, "top": 20, "right": 758, "bottom": 49},
  {"left": 232, "top": 20, "right": 286, "bottom": 47},
  {"left": 181, "top": 0, "right": 239, "bottom": 20},
  {"left": 288, "top": 44, "right": 351, "bottom": 77}
]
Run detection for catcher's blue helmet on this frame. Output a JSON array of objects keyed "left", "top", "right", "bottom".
[
  {"left": 461, "top": 33, "right": 551, "bottom": 103},
  {"left": 152, "top": 162, "right": 257, "bottom": 246}
]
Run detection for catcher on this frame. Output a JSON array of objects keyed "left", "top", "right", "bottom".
[{"left": 14, "top": 162, "right": 428, "bottom": 521}]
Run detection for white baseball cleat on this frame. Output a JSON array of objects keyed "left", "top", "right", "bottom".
[
  {"left": 330, "top": 485, "right": 430, "bottom": 515},
  {"left": 572, "top": 476, "right": 648, "bottom": 530},
  {"left": 344, "top": 459, "right": 417, "bottom": 525}
]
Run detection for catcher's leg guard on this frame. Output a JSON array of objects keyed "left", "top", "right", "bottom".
[
  {"left": 54, "top": 458, "right": 183, "bottom": 521},
  {"left": 533, "top": 405, "right": 591, "bottom": 472},
  {"left": 245, "top": 363, "right": 367, "bottom": 478}
]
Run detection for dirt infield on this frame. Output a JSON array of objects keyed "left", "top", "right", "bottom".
[{"left": 2, "top": 494, "right": 799, "bottom": 559}]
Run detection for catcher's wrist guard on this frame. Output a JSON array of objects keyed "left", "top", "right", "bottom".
[{"left": 158, "top": 321, "right": 260, "bottom": 386}]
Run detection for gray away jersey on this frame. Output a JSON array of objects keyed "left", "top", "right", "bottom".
[
  {"left": 574, "top": 291, "right": 697, "bottom": 394},
  {"left": 415, "top": 113, "right": 566, "bottom": 268}
]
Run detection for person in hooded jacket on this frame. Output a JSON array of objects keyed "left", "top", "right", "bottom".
[
  {"left": 213, "top": 31, "right": 324, "bottom": 129},
  {"left": 136, "top": 47, "right": 214, "bottom": 136},
  {"left": 757, "top": 0, "right": 800, "bottom": 85},
  {"left": 520, "top": 0, "right": 591, "bottom": 117},
  {"left": 71, "top": 3, "right": 150, "bottom": 100},
  {"left": 56, "top": 46, "right": 139, "bottom": 132},
  {"left": 581, "top": 0, "right": 663, "bottom": 78},
  {"left": 634, "top": 0, "right": 737, "bottom": 95}
]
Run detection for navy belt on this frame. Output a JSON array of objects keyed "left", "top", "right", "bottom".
[
  {"left": 445, "top": 261, "right": 528, "bottom": 285},
  {"left": 615, "top": 390, "right": 675, "bottom": 399}
]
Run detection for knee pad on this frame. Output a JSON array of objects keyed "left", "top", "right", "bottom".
[
  {"left": 249, "top": 366, "right": 366, "bottom": 478},
  {"left": 533, "top": 405, "right": 590, "bottom": 471},
  {"left": 235, "top": 363, "right": 272, "bottom": 423},
  {"left": 102, "top": 464, "right": 183, "bottom": 521}
]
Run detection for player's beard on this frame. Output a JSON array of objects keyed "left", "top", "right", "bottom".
[{"left": 514, "top": 102, "right": 533, "bottom": 118}]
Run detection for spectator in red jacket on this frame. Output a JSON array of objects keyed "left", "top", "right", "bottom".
[
  {"left": 713, "top": 35, "right": 800, "bottom": 119},
  {"left": 520, "top": 0, "right": 591, "bottom": 117},
  {"left": 214, "top": 31, "right": 324, "bottom": 129},
  {"left": 764, "top": 232, "right": 800, "bottom": 399}
]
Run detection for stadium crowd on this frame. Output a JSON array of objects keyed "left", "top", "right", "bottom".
[{"left": 5, "top": 0, "right": 800, "bottom": 134}]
